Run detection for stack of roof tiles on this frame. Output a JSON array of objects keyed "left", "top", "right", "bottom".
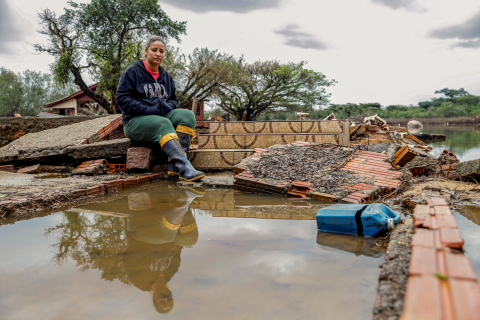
[
  {"left": 340, "top": 150, "right": 401, "bottom": 203},
  {"left": 401, "top": 198, "right": 480, "bottom": 320}
]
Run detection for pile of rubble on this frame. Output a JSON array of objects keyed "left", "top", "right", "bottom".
[
  {"left": 349, "top": 114, "right": 445, "bottom": 148},
  {"left": 234, "top": 142, "right": 403, "bottom": 202},
  {"left": 0, "top": 115, "right": 168, "bottom": 177},
  {"left": 233, "top": 128, "right": 480, "bottom": 204}
]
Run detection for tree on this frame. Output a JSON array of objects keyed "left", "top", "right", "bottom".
[
  {"left": 46, "top": 80, "right": 79, "bottom": 103},
  {"left": 216, "top": 60, "right": 336, "bottom": 121},
  {"left": 0, "top": 68, "right": 58, "bottom": 117},
  {"left": 163, "top": 47, "right": 239, "bottom": 109},
  {"left": 0, "top": 68, "right": 23, "bottom": 116},
  {"left": 434, "top": 87, "right": 471, "bottom": 99},
  {"left": 44, "top": 211, "right": 130, "bottom": 284},
  {"left": 34, "top": 0, "right": 186, "bottom": 114}
]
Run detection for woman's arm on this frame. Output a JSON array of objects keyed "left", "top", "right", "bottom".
[{"left": 117, "top": 69, "right": 161, "bottom": 116}]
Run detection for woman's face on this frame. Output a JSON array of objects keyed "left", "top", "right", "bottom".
[{"left": 145, "top": 41, "right": 166, "bottom": 67}]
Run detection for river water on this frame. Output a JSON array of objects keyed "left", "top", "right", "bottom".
[
  {"left": 0, "top": 184, "right": 386, "bottom": 320},
  {"left": 422, "top": 124, "right": 480, "bottom": 161}
]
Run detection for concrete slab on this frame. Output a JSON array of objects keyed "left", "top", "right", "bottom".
[
  {"left": 0, "top": 115, "right": 119, "bottom": 163},
  {"left": 66, "top": 138, "right": 132, "bottom": 159}
]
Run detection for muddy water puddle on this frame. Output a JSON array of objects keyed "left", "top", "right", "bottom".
[
  {"left": 0, "top": 182, "right": 387, "bottom": 319},
  {"left": 455, "top": 206, "right": 480, "bottom": 275}
]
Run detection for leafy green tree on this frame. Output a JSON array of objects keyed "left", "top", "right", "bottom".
[
  {"left": 46, "top": 80, "right": 79, "bottom": 103},
  {"left": 0, "top": 68, "right": 23, "bottom": 116},
  {"left": 217, "top": 60, "right": 336, "bottom": 121},
  {"left": 44, "top": 211, "right": 130, "bottom": 284},
  {"left": 0, "top": 68, "right": 62, "bottom": 117},
  {"left": 163, "top": 47, "right": 238, "bottom": 109},
  {"left": 34, "top": 0, "right": 186, "bottom": 114},
  {"left": 435, "top": 87, "right": 471, "bottom": 99}
]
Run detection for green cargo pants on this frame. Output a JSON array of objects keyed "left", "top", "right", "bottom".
[{"left": 123, "top": 109, "right": 196, "bottom": 147}]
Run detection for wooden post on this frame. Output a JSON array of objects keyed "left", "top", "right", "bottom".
[
  {"left": 342, "top": 120, "right": 350, "bottom": 146},
  {"left": 191, "top": 97, "right": 198, "bottom": 116}
]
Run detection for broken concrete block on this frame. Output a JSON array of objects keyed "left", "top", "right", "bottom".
[
  {"left": 72, "top": 159, "right": 109, "bottom": 175},
  {"left": 457, "top": 159, "right": 480, "bottom": 180},
  {"left": 126, "top": 147, "right": 154, "bottom": 172},
  {"left": 367, "top": 125, "right": 378, "bottom": 132},
  {"left": 18, "top": 164, "right": 42, "bottom": 174},
  {"left": 66, "top": 138, "right": 131, "bottom": 160},
  {"left": 439, "top": 152, "right": 459, "bottom": 164},
  {"left": 385, "top": 144, "right": 402, "bottom": 164},
  {"left": 41, "top": 165, "right": 74, "bottom": 173}
]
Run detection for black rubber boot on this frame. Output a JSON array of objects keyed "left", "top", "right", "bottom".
[
  {"left": 163, "top": 139, "right": 204, "bottom": 181},
  {"left": 168, "top": 132, "right": 192, "bottom": 176}
]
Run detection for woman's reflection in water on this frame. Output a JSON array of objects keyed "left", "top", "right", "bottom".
[{"left": 122, "top": 187, "right": 204, "bottom": 314}]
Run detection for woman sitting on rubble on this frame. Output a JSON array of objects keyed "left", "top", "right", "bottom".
[{"left": 117, "top": 35, "right": 204, "bottom": 181}]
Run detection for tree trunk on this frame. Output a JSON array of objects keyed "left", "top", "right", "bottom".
[
  {"left": 70, "top": 66, "right": 111, "bottom": 112},
  {"left": 245, "top": 108, "right": 254, "bottom": 121},
  {"left": 235, "top": 109, "right": 244, "bottom": 121},
  {"left": 110, "top": 90, "right": 118, "bottom": 114}
]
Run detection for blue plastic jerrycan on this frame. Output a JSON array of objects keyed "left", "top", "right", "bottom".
[{"left": 316, "top": 203, "right": 401, "bottom": 237}]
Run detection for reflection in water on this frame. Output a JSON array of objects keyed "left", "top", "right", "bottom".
[
  {"left": 422, "top": 125, "right": 480, "bottom": 161},
  {"left": 316, "top": 231, "right": 386, "bottom": 258},
  {"left": 37, "top": 185, "right": 387, "bottom": 319},
  {"left": 124, "top": 187, "right": 203, "bottom": 314},
  {"left": 457, "top": 205, "right": 480, "bottom": 226},
  {"left": 45, "top": 186, "right": 204, "bottom": 315}
]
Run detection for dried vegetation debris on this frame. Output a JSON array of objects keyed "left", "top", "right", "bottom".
[
  {"left": 246, "top": 144, "right": 371, "bottom": 196},
  {"left": 402, "top": 155, "right": 438, "bottom": 170}
]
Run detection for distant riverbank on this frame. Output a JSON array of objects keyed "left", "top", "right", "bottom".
[{"left": 383, "top": 116, "right": 479, "bottom": 126}]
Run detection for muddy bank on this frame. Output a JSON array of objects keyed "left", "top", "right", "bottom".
[
  {"left": 0, "top": 115, "right": 104, "bottom": 147},
  {"left": 0, "top": 170, "right": 164, "bottom": 218},
  {"left": 0, "top": 170, "right": 236, "bottom": 218},
  {"left": 385, "top": 177, "right": 480, "bottom": 209},
  {"left": 373, "top": 219, "right": 413, "bottom": 320}
]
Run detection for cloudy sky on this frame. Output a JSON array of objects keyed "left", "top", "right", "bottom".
[{"left": 1, "top": 0, "right": 480, "bottom": 106}]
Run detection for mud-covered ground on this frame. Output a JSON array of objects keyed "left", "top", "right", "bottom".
[
  {"left": 0, "top": 170, "right": 128, "bottom": 202},
  {"left": 373, "top": 219, "right": 413, "bottom": 320},
  {"left": 383, "top": 177, "right": 480, "bottom": 208},
  {"left": 0, "top": 170, "right": 235, "bottom": 218}
]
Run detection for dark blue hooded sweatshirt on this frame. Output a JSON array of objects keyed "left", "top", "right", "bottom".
[{"left": 117, "top": 60, "right": 178, "bottom": 126}]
